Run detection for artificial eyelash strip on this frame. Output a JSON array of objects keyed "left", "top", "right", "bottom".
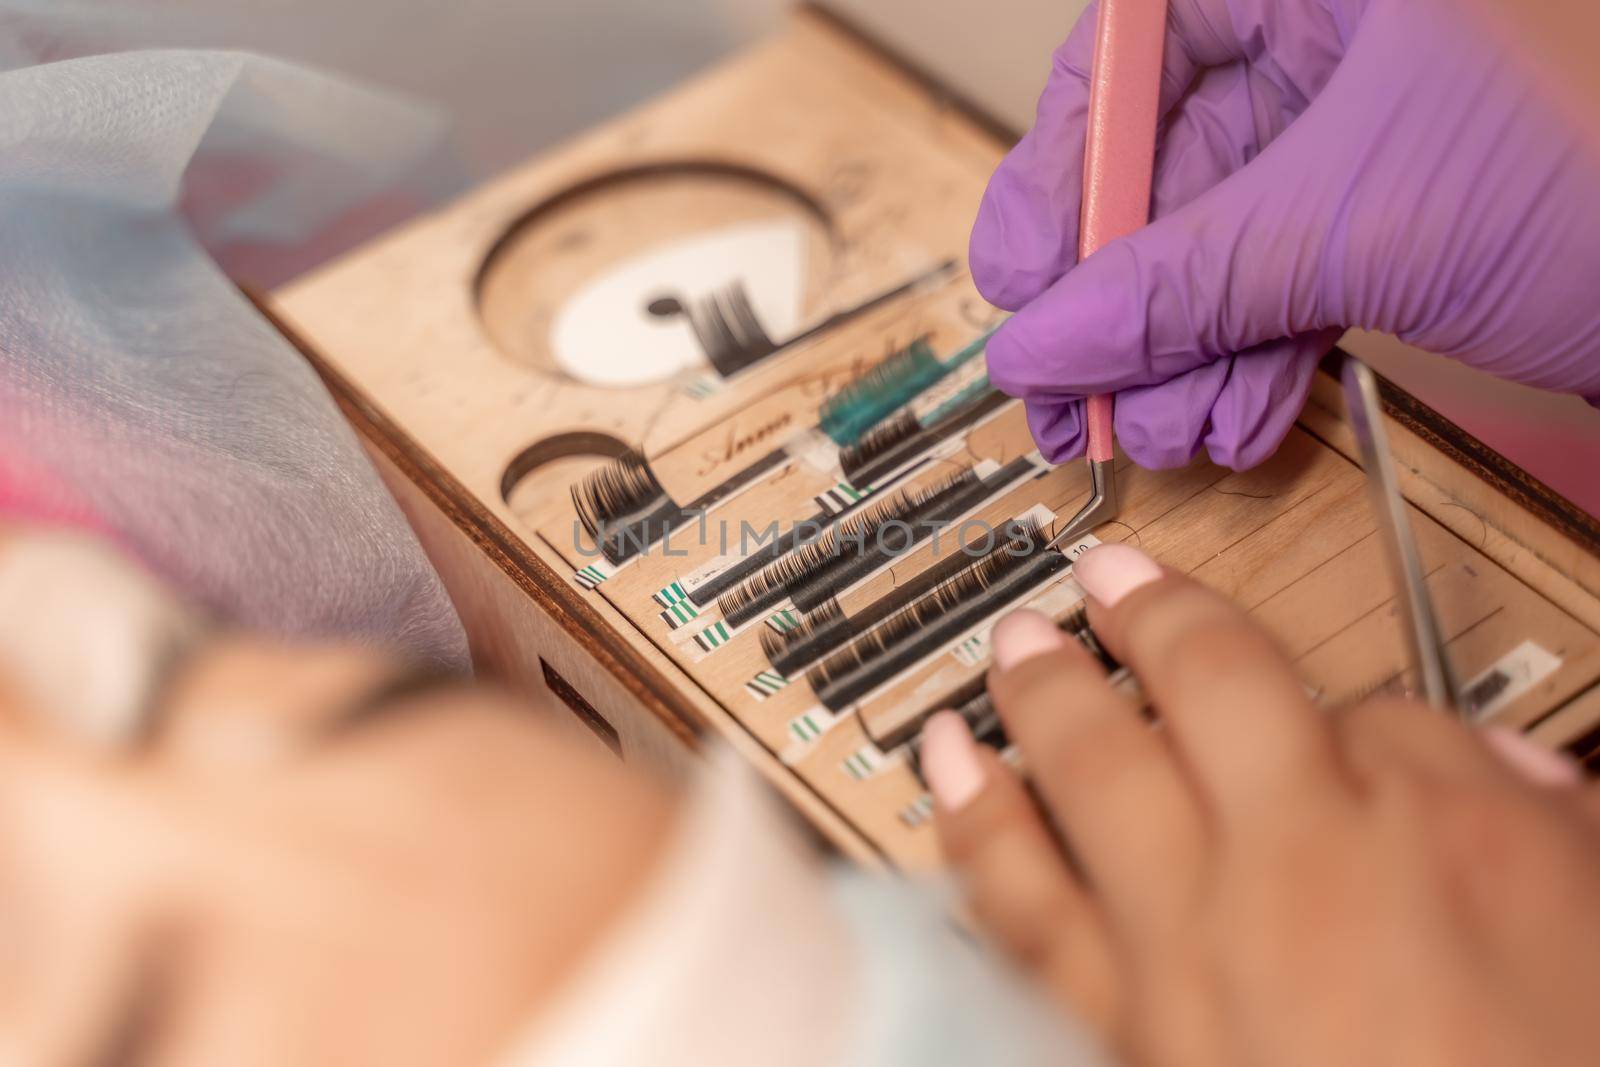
[
  {"left": 710, "top": 384, "right": 1016, "bottom": 611},
  {"left": 680, "top": 376, "right": 988, "bottom": 608},
  {"left": 574, "top": 447, "right": 791, "bottom": 565},
  {"left": 840, "top": 386, "right": 1011, "bottom": 489},
  {"left": 782, "top": 454, "right": 1044, "bottom": 619},
  {"left": 715, "top": 470, "right": 980, "bottom": 629},
  {"left": 908, "top": 661, "right": 1145, "bottom": 790},
  {"left": 571, "top": 449, "right": 666, "bottom": 540},
  {"left": 576, "top": 330, "right": 996, "bottom": 567},
  {"left": 907, "top": 687, "right": 1008, "bottom": 783},
  {"left": 805, "top": 522, "right": 1073, "bottom": 712},
  {"left": 871, "top": 670, "right": 988, "bottom": 757},
  {"left": 867, "top": 603, "right": 1124, "bottom": 773},
  {"left": 682, "top": 454, "right": 934, "bottom": 609},
  {"left": 759, "top": 515, "right": 1045, "bottom": 676},
  {"left": 819, "top": 326, "right": 999, "bottom": 447}
]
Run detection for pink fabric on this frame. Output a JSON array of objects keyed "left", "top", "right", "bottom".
[{"left": 0, "top": 450, "right": 114, "bottom": 540}]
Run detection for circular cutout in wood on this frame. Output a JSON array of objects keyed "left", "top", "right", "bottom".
[{"left": 476, "top": 163, "right": 838, "bottom": 389}]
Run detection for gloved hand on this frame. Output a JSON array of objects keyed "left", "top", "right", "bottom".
[{"left": 971, "top": 0, "right": 1600, "bottom": 470}]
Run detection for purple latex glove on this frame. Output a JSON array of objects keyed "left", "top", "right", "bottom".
[{"left": 972, "top": 0, "right": 1600, "bottom": 470}]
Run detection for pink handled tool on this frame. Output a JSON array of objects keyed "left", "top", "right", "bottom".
[{"left": 1049, "top": 0, "right": 1167, "bottom": 549}]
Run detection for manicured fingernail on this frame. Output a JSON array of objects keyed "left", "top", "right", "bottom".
[
  {"left": 992, "top": 609, "right": 1068, "bottom": 671},
  {"left": 922, "top": 711, "right": 986, "bottom": 812},
  {"left": 1073, "top": 543, "right": 1163, "bottom": 608},
  {"left": 1485, "top": 728, "right": 1583, "bottom": 788}
]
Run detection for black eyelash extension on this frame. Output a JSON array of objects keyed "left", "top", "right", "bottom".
[
  {"left": 1062, "top": 600, "right": 1122, "bottom": 672},
  {"left": 688, "top": 382, "right": 984, "bottom": 606},
  {"left": 807, "top": 522, "right": 1048, "bottom": 690},
  {"left": 873, "top": 671, "right": 990, "bottom": 755},
  {"left": 806, "top": 524, "right": 1070, "bottom": 711},
  {"left": 572, "top": 449, "right": 665, "bottom": 539},
  {"left": 760, "top": 598, "right": 852, "bottom": 675},
  {"left": 715, "top": 470, "right": 978, "bottom": 629},
  {"left": 867, "top": 607, "right": 1109, "bottom": 773},
  {"left": 806, "top": 524, "right": 1056, "bottom": 700},
  {"left": 838, "top": 411, "right": 920, "bottom": 480},
  {"left": 783, "top": 467, "right": 987, "bottom": 616},
  {"left": 684, "top": 496, "right": 840, "bottom": 608},
  {"left": 574, "top": 446, "right": 791, "bottom": 566},
  {"left": 906, "top": 688, "right": 1010, "bottom": 783},
  {"left": 759, "top": 515, "right": 1044, "bottom": 675},
  {"left": 785, "top": 454, "right": 1041, "bottom": 616},
  {"left": 840, "top": 388, "right": 1013, "bottom": 488}
]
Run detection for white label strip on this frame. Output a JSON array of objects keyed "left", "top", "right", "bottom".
[
  {"left": 945, "top": 573, "right": 1089, "bottom": 672},
  {"left": 654, "top": 581, "right": 703, "bottom": 629},
  {"left": 573, "top": 558, "right": 621, "bottom": 591},
  {"left": 781, "top": 706, "right": 842, "bottom": 764},
  {"left": 1054, "top": 530, "right": 1103, "bottom": 562},
  {"left": 816, "top": 480, "right": 872, "bottom": 517},
  {"left": 767, "top": 610, "right": 803, "bottom": 634},
  {"left": 841, "top": 536, "right": 1095, "bottom": 711},
  {"left": 690, "top": 620, "right": 736, "bottom": 654},
  {"left": 794, "top": 427, "right": 843, "bottom": 475},
  {"left": 678, "top": 553, "right": 744, "bottom": 598},
  {"left": 842, "top": 744, "right": 889, "bottom": 782},
  {"left": 951, "top": 634, "right": 988, "bottom": 669},
  {"left": 745, "top": 670, "right": 791, "bottom": 702},
  {"left": 909, "top": 354, "right": 989, "bottom": 421},
  {"left": 681, "top": 373, "right": 722, "bottom": 401},
  {"left": 1463, "top": 640, "right": 1563, "bottom": 723},
  {"left": 900, "top": 793, "right": 935, "bottom": 829},
  {"left": 674, "top": 603, "right": 785, "bottom": 654}
]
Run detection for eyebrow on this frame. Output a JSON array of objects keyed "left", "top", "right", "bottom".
[{"left": 313, "top": 665, "right": 477, "bottom": 744}]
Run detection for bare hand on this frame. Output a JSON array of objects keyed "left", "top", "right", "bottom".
[{"left": 923, "top": 543, "right": 1600, "bottom": 1067}]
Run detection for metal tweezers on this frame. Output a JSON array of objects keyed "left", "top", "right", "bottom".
[{"left": 1342, "top": 358, "right": 1464, "bottom": 714}]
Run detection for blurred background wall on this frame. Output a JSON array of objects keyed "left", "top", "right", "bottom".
[
  {"left": 829, "top": 0, "right": 1600, "bottom": 517},
  {"left": 1, "top": 0, "right": 788, "bottom": 175},
  {"left": 13, "top": 0, "right": 1593, "bottom": 514}
]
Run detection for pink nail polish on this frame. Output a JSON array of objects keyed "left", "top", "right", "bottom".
[
  {"left": 1485, "top": 727, "right": 1583, "bottom": 788},
  {"left": 1073, "top": 543, "right": 1164, "bottom": 608},
  {"left": 922, "top": 711, "right": 987, "bottom": 812},
  {"left": 992, "top": 609, "right": 1068, "bottom": 671}
]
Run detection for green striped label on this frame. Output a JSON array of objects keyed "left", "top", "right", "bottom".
[
  {"left": 842, "top": 746, "right": 883, "bottom": 781},
  {"left": 744, "top": 671, "right": 790, "bottom": 701},
  {"left": 900, "top": 794, "right": 935, "bottom": 828},
  {"left": 694, "top": 622, "right": 733, "bottom": 653},
  {"left": 816, "top": 481, "right": 870, "bottom": 517},
  {"left": 952, "top": 634, "right": 988, "bottom": 667},
  {"left": 788, "top": 711, "right": 826, "bottom": 744},
  {"left": 766, "top": 610, "right": 802, "bottom": 634},
  {"left": 661, "top": 600, "right": 701, "bottom": 628},
  {"left": 575, "top": 563, "right": 614, "bottom": 590},
  {"left": 657, "top": 581, "right": 701, "bottom": 627},
  {"left": 682, "top": 375, "right": 720, "bottom": 401}
]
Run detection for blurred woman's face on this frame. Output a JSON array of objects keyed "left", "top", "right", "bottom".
[{"left": 0, "top": 528, "right": 674, "bottom": 1067}]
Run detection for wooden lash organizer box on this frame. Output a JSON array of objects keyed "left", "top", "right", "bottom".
[{"left": 267, "top": 8, "right": 1600, "bottom": 868}]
